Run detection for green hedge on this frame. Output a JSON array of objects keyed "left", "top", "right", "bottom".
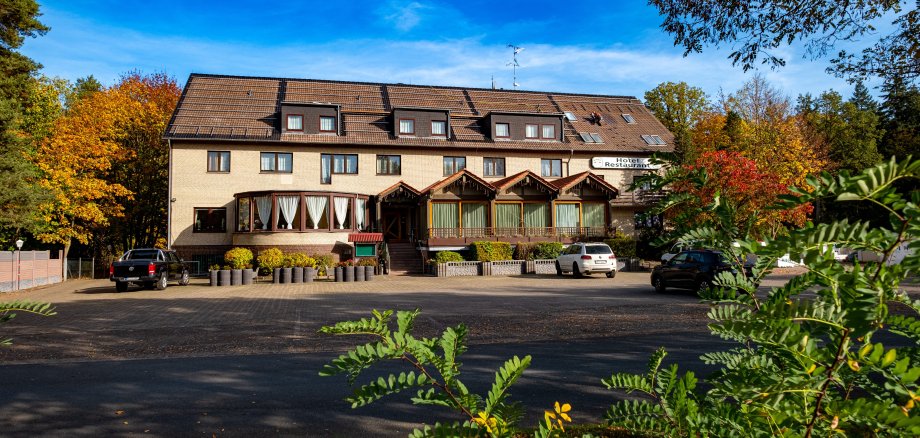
[
  {"left": 469, "top": 241, "right": 513, "bottom": 262},
  {"left": 513, "top": 242, "right": 563, "bottom": 260},
  {"left": 604, "top": 232, "right": 637, "bottom": 258},
  {"left": 431, "top": 251, "right": 465, "bottom": 264}
]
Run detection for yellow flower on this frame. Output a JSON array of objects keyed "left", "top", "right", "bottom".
[
  {"left": 473, "top": 411, "right": 497, "bottom": 433},
  {"left": 554, "top": 401, "right": 572, "bottom": 423}
]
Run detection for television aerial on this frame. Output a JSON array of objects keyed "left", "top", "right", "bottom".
[{"left": 507, "top": 44, "right": 524, "bottom": 89}]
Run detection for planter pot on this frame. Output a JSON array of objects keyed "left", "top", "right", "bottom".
[
  {"left": 292, "top": 267, "right": 303, "bottom": 283},
  {"left": 242, "top": 268, "right": 253, "bottom": 285},
  {"left": 218, "top": 269, "right": 231, "bottom": 286},
  {"left": 282, "top": 267, "right": 292, "bottom": 284},
  {"left": 334, "top": 266, "right": 343, "bottom": 282},
  {"left": 355, "top": 265, "right": 365, "bottom": 281},
  {"left": 252, "top": 268, "right": 258, "bottom": 280},
  {"left": 231, "top": 269, "right": 242, "bottom": 285},
  {"left": 209, "top": 270, "right": 218, "bottom": 286},
  {"left": 365, "top": 266, "right": 375, "bottom": 281},
  {"left": 273, "top": 268, "right": 281, "bottom": 284},
  {"left": 304, "top": 267, "right": 315, "bottom": 283},
  {"left": 344, "top": 266, "right": 355, "bottom": 282}
]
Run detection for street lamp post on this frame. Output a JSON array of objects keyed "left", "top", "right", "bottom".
[{"left": 14, "top": 239, "right": 23, "bottom": 291}]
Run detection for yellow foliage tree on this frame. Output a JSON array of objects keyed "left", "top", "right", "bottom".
[{"left": 32, "top": 79, "right": 139, "bottom": 258}]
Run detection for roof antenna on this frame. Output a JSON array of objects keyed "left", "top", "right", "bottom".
[
  {"left": 491, "top": 75, "right": 495, "bottom": 90},
  {"left": 507, "top": 44, "right": 524, "bottom": 89}
]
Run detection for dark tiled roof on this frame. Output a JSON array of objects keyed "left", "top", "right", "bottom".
[
  {"left": 165, "top": 74, "right": 675, "bottom": 153},
  {"left": 377, "top": 181, "right": 421, "bottom": 199},
  {"left": 422, "top": 169, "right": 496, "bottom": 195},
  {"left": 492, "top": 170, "right": 558, "bottom": 193}
]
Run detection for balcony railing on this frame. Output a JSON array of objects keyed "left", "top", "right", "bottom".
[{"left": 427, "top": 226, "right": 608, "bottom": 239}]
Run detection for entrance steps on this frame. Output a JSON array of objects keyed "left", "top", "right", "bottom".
[{"left": 386, "top": 242, "right": 424, "bottom": 275}]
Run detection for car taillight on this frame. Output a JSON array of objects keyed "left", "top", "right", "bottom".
[
  {"left": 581, "top": 255, "right": 592, "bottom": 260},
  {"left": 609, "top": 255, "right": 616, "bottom": 259},
  {"left": 148, "top": 263, "right": 156, "bottom": 276},
  {"left": 109, "top": 264, "right": 114, "bottom": 276}
]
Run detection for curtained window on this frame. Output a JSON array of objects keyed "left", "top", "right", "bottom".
[
  {"left": 207, "top": 151, "right": 230, "bottom": 172},
  {"left": 306, "top": 196, "right": 329, "bottom": 229},
  {"left": 261, "top": 152, "right": 292, "bottom": 173},
  {"left": 356, "top": 198, "right": 366, "bottom": 231},
  {"left": 495, "top": 203, "right": 522, "bottom": 231},
  {"left": 277, "top": 196, "right": 300, "bottom": 230},
  {"left": 541, "top": 159, "right": 562, "bottom": 177},
  {"left": 461, "top": 203, "right": 487, "bottom": 237},
  {"left": 524, "top": 203, "right": 548, "bottom": 229},
  {"left": 254, "top": 196, "right": 272, "bottom": 230},
  {"left": 321, "top": 154, "right": 332, "bottom": 184},
  {"left": 432, "top": 203, "right": 459, "bottom": 237},
  {"left": 555, "top": 203, "right": 579, "bottom": 228},
  {"left": 320, "top": 116, "right": 336, "bottom": 132},
  {"left": 483, "top": 157, "right": 505, "bottom": 177},
  {"left": 582, "top": 203, "right": 605, "bottom": 228},
  {"left": 286, "top": 115, "right": 303, "bottom": 131},
  {"left": 333, "top": 197, "right": 351, "bottom": 229}
]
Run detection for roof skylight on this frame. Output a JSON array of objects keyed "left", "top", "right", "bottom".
[{"left": 622, "top": 114, "right": 636, "bottom": 124}]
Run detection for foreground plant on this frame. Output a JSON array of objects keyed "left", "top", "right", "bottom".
[
  {"left": 319, "top": 309, "right": 576, "bottom": 437},
  {"left": 1, "top": 300, "right": 56, "bottom": 347},
  {"left": 606, "top": 156, "right": 920, "bottom": 436}
]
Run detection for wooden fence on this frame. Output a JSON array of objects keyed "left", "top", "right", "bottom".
[{"left": 0, "top": 250, "right": 64, "bottom": 292}]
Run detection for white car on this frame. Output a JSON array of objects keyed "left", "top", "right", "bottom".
[{"left": 556, "top": 243, "right": 617, "bottom": 278}]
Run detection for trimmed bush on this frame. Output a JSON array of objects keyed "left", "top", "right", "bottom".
[
  {"left": 469, "top": 241, "right": 513, "bottom": 262},
  {"left": 288, "top": 252, "right": 316, "bottom": 268},
  {"left": 531, "top": 242, "right": 563, "bottom": 260},
  {"left": 604, "top": 231, "right": 637, "bottom": 259},
  {"left": 256, "top": 248, "right": 284, "bottom": 273},
  {"left": 431, "top": 251, "right": 464, "bottom": 264},
  {"left": 356, "top": 257, "right": 378, "bottom": 267},
  {"left": 224, "top": 247, "right": 253, "bottom": 269},
  {"left": 512, "top": 242, "right": 534, "bottom": 260}
]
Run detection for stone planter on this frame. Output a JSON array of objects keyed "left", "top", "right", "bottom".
[
  {"left": 292, "top": 267, "right": 303, "bottom": 284},
  {"left": 355, "top": 265, "right": 365, "bottom": 281},
  {"left": 281, "top": 267, "right": 292, "bottom": 284},
  {"left": 364, "top": 265, "right": 375, "bottom": 281},
  {"left": 273, "top": 268, "right": 281, "bottom": 284},
  {"left": 344, "top": 266, "right": 355, "bottom": 282},
  {"left": 242, "top": 268, "right": 253, "bottom": 285},
  {"left": 334, "top": 266, "right": 343, "bottom": 282},
  {"left": 231, "top": 269, "right": 243, "bottom": 285},
  {"left": 218, "top": 269, "right": 231, "bottom": 286},
  {"left": 304, "top": 267, "right": 315, "bottom": 283},
  {"left": 209, "top": 270, "right": 218, "bottom": 286}
]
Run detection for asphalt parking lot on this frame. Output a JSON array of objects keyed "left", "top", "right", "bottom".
[{"left": 0, "top": 272, "right": 712, "bottom": 364}]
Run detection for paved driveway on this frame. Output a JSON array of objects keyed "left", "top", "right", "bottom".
[{"left": 0, "top": 272, "right": 713, "bottom": 364}]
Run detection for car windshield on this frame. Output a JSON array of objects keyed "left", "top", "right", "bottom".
[
  {"left": 585, "top": 245, "right": 612, "bottom": 255},
  {"left": 125, "top": 250, "right": 159, "bottom": 260}
]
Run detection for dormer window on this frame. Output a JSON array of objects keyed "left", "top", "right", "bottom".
[
  {"left": 286, "top": 115, "right": 303, "bottom": 131},
  {"left": 495, "top": 123, "right": 510, "bottom": 138},
  {"left": 525, "top": 124, "right": 539, "bottom": 139},
  {"left": 399, "top": 119, "right": 415, "bottom": 135},
  {"left": 431, "top": 120, "right": 446, "bottom": 137},
  {"left": 541, "top": 124, "right": 555, "bottom": 139},
  {"left": 320, "top": 116, "right": 336, "bottom": 133}
]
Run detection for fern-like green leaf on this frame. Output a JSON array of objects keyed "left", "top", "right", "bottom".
[
  {"left": 347, "top": 371, "right": 431, "bottom": 408},
  {"left": 482, "top": 355, "right": 530, "bottom": 417}
]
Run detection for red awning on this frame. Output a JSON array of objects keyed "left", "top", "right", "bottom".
[{"left": 348, "top": 233, "right": 384, "bottom": 243}]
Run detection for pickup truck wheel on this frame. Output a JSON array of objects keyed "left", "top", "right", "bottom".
[
  {"left": 178, "top": 270, "right": 190, "bottom": 286},
  {"left": 156, "top": 272, "right": 168, "bottom": 290},
  {"left": 115, "top": 281, "right": 127, "bottom": 293},
  {"left": 606, "top": 271, "right": 616, "bottom": 278},
  {"left": 572, "top": 263, "right": 583, "bottom": 278},
  {"left": 653, "top": 276, "right": 666, "bottom": 293}
]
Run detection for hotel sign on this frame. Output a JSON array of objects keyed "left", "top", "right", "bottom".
[{"left": 591, "top": 157, "right": 661, "bottom": 170}]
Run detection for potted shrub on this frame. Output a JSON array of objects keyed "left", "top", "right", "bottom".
[
  {"left": 342, "top": 259, "right": 355, "bottom": 282},
  {"left": 288, "top": 253, "right": 304, "bottom": 284},
  {"left": 357, "top": 258, "right": 377, "bottom": 281},
  {"left": 218, "top": 265, "right": 231, "bottom": 286},
  {"left": 209, "top": 264, "right": 220, "bottom": 287},
  {"left": 225, "top": 247, "right": 253, "bottom": 286},
  {"left": 281, "top": 255, "right": 293, "bottom": 284},
  {"left": 257, "top": 248, "right": 284, "bottom": 284},
  {"left": 313, "top": 254, "right": 333, "bottom": 279},
  {"left": 304, "top": 256, "right": 317, "bottom": 282},
  {"left": 355, "top": 259, "right": 366, "bottom": 281},
  {"left": 242, "top": 263, "right": 254, "bottom": 285}
]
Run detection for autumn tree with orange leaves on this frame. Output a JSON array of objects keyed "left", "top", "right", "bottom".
[{"left": 32, "top": 72, "right": 180, "bottom": 258}]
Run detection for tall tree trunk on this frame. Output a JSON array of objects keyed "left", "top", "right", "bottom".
[{"left": 62, "top": 237, "right": 71, "bottom": 281}]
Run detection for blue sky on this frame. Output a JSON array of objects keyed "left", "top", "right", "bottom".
[{"left": 22, "top": 0, "right": 885, "bottom": 102}]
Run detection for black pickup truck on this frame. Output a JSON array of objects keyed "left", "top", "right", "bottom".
[{"left": 109, "top": 248, "right": 190, "bottom": 292}]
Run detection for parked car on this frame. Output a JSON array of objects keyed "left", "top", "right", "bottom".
[
  {"left": 651, "top": 249, "right": 734, "bottom": 293},
  {"left": 556, "top": 243, "right": 617, "bottom": 278},
  {"left": 110, "top": 248, "right": 190, "bottom": 292}
]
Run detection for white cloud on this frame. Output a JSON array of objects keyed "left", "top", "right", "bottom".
[{"left": 377, "top": 1, "right": 428, "bottom": 32}]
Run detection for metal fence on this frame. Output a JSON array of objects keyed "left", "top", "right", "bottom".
[{"left": 66, "top": 258, "right": 96, "bottom": 279}]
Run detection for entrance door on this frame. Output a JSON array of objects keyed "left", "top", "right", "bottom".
[{"left": 381, "top": 207, "right": 415, "bottom": 242}]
